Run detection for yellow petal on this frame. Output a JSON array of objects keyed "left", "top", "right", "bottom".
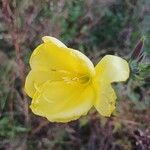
[
  {"left": 30, "top": 81, "right": 94, "bottom": 122},
  {"left": 93, "top": 82, "right": 117, "bottom": 117},
  {"left": 24, "top": 70, "right": 62, "bottom": 98},
  {"left": 95, "top": 55, "right": 129, "bottom": 83},
  {"left": 42, "top": 36, "right": 67, "bottom": 48},
  {"left": 30, "top": 38, "right": 95, "bottom": 77}
]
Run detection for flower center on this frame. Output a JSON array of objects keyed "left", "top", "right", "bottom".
[
  {"left": 79, "top": 75, "right": 90, "bottom": 84},
  {"left": 51, "top": 69, "right": 91, "bottom": 85}
]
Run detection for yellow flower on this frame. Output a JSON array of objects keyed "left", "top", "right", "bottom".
[{"left": 25, "top": 36, "right": 129, "bottom": 122}]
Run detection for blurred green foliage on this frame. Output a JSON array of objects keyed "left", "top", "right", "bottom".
[{"left": 0, "top": 0, "right": 150, "bottom": 149}]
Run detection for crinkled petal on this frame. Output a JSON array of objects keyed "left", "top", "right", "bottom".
[
  {"left": 95, "top": 55, "right": 129, "bottom": 83},
  {"left": 93, "top": 82, "right": 117, "bottom": 117},
  {"left": 30, "top": 81, "right": 95, "bottom": 122},
  {"left": 24, "top": 70, "right": 62, "bottom": 97},
  {"left": 30, "top": 37, "right": 95, "bottom": 76}
]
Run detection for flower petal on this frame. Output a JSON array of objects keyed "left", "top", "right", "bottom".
[
  {"left": 30, "top": 81, "right": 94, "bottom": 122},
  {"left": 95, "top": 55, "right": 129, "bottom": 83},
  {"left": 93, "top": 82, "right": 117, "bottom": 117},
  {"left": 42, "top": 36, "right": 67, "bottom": 48},
  {"left": 24, "top": 70, "right": 62, "bottom": 97},
  {"left": 30, "top": 38, "right": 95, "bottom": 77}
]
